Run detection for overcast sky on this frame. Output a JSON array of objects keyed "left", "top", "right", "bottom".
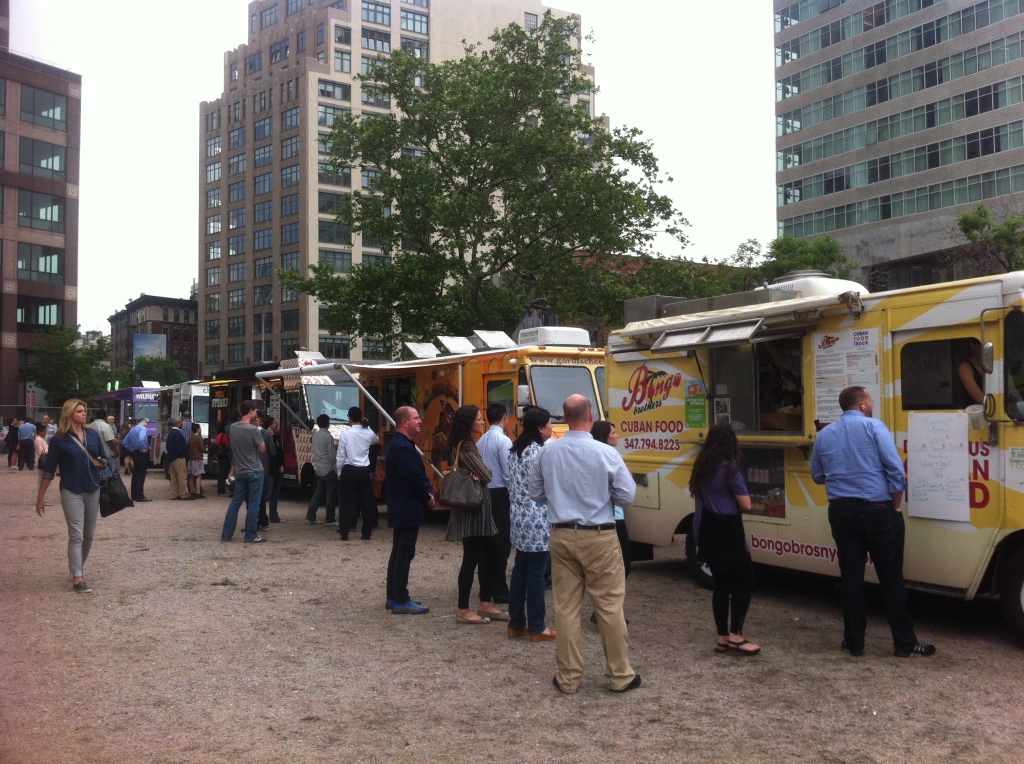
[{"left": 10, "top": 0, "right": 776, "bottom": 334}]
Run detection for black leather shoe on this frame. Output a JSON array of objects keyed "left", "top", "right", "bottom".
[
  {"left": 609, "top": 674, "right": 642, "bottom": 693},
  {"left": 135, "top": 497, "right": 152, "bottom": 503},
  {"left": 841, "top": 640, "right": 864, "bottom": 657},
  {"left": 895, "top": 643, "right": 936, "bottom": 658}
]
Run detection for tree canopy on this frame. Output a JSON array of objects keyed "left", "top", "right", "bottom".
[
  {"left": 115, "top": 356, "right": 190, "bottom": 389},
  {"left": 723, "top": 235, "right": 855, "bottom": 292},
  {"left": 23, "top": 327, "right": 112, "bottom": 407},
  {"left": 957, "top": 204, "right": 1024, "bottom": 273},
  {"left": 282, "top": 13, "right": 687, "bottom": 354}
]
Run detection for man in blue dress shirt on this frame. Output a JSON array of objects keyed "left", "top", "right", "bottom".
[
  {"left": 811, "top": 385, "right": 935, "bottom": 658},
  {"left": 123, "top": 417, "right": 152, "bottom": 502}
]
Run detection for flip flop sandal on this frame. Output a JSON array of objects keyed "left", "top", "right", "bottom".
[
  {"left": 727, "top": 639, "right": 761, "bottom": 655},
  {"left": 714, "top": 643, "right": 730, "bottom": 653}
]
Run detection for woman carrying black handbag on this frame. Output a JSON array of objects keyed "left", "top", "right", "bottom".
[
  {"left": 689, "top": 424, "right": 761, "bottom": 656},
  {"left": 35, "top": 399, "right": 108, "bottom": 594}
]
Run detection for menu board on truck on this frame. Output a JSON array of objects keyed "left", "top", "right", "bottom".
[{"left": 813, "top": 328, "right": 881, "bottom": 423}]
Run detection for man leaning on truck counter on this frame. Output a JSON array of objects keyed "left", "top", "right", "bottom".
[{"left": 809, "top": 385, "right": 936, "bottom": 658}]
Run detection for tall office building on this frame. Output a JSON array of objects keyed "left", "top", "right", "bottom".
[
  {"left": 775, "top": 0, "right": 1024, "bottom": 289},
  {"left": 0, "top": 0, "right": 82, "bottom": 413},
  {"left": 198, "top": 0, "right": 585, "bottom": 377}
]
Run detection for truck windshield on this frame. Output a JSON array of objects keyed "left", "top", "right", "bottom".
[
  {"left": 192, "top": 396, "right": 210, "bottom": 424},
  {"left": 304, "top": 384, "right": 360, "bottom": 424},
  {"left": 529, "top": 366, "right": 599, "bottom": 421},
  {"left": 135, "top": 401, "right": 159, "bottom": 423}
]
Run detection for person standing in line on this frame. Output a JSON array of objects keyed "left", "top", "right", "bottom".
[
  {"left": 689, "top": 424, "right": 760, "bottom": 656},
  {"left": 385, "top": 406, "right": 433, "bottom": 614},
  {"left": 187, "top": 424, "right": 206, "bottom": 498},
  {"left": 336, "top": 406, "right": 380, "bottom": 541},
  {"left": 18, "top": 417, "right": 36, "bottom": 470},
  {"left": 265, "top": 418, "right": 285, "bottom": 524},
  {"left": 810, "top": 385, "right": 936, "bottom": 658},
  {"left": 477, "top": 403, "right": 514, "bottom": 604},
  {"left": 6, "top": 417, "right": 20, "bottom": 469},
  {"left": 89, "top": 415, "right": 120, "bottom": 463},
  {"left": 42, "top": 414, "right": 57, "bottom": 442},
  {"left": 180, "top": 411, "right": 193, "bottom": 442},
  {"left": 165, "top": 419, "right": 191, "bottom": 501},
  {"left": 530, "top": 394, "right": 639, "bottom": 694},
  {"left": 123, "top": 417, "right": 152, "bottom": 502},
  {"left": 33, "top": 423, "right": 49, "bottom": 474},
  {"left": 445, "top": 405, "right": 507, "bottom": 625},
  {"left": 507, "top": 406, "right": 556, "bottom": 642},
  {"left": 306, "top": 414, "right": 339, "bottom": 525},
  {"left": 590, "top": 421, "right": 633, "bottom": 626},
  {"left": 221, "top": 401, "right": 267, "bottom": 543},
  {"left": 214, "top": 423, "right": 232, "bottom": 496},
  {"left": 35, "top": 399, "right": 108, "bottom": 593},
  {"left": 256, "top": 414, "right": 274, "bottom": 531}
]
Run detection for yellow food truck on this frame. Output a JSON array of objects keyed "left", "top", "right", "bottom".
[{"left": 607, "top": 271, "right": 1024, "bottom": 641}]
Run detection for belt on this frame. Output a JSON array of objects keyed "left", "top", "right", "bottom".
[
  {"left": 829, "top": 497, "right": 893, "bottom": 510},
  {"left": 553, "top": 522, "right": 616, "bottom": 531}
]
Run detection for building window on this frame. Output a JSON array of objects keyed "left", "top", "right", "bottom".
[
  {"left": 281, "top": 251, "right": 300, "bottom": 272},
  {"left": 228, "top": 289, "right": 246, "bottom": 310},
  {"left": 319, "top": 249, "right": 351, "bottom": 272},
  {"left": 298, "top": 30, "right": 307, "bottom": 52},
  {"left": 206, "top": 345, "right": 220, "bottom": 364},
  {"left": 281, "top": 193, "right": 300, "bottom": 216},
  {"left": 206, "top": 293, "right": 221, "bottom": 312},
  {"left": 255, "top": 172, "right": 274, "bottom": 195},
  {"left": 282, "top": 164, "right": 300, "bottom": 187},
  {"left": 206, "top": 266, "right": 221, "bottom": 287},
  {"left": 206, "top": 188, "right": 221, "bottom": 209},
  {"left": 319, "top": 162, "right": 351, "bottom": 186},
  {"left": 16, "top": 296, "right": 62, "bottom": 332},
  {"left": 282, "top": 135, "right": 300, "bottom": 159},
  {"left": 20, "top": 85, "right": 68, "bottom": 131},
  {"left": 253, "top": 340, "right": 273, "bottom": 361},
  {"left": 254, "top": 117, "right": 273, "bottom": 141},
  {"left": 228, "top": 234, "right": 247, "bottom": 256},
  {"left": 255, "top": 256, "right": 274, "bottom": 279},
  {"left": 318, "top": 190, "right": 346, "bottom": 214},
  {"left": 401, "top": 37, "right": 428, "bottom": 61},
  {"left": 335, "top": 50, "right": 352, "bottom": 73},
  {"left": 254, "top": 144, "right": 273, "bottom": 167},
  {"left": 401, "top": 10, "right": 427, "bottom": 34},
  {"left": 255, "top": 285, "right": 275, "bottom": 307},
  {"left": 254, "top": 229, "right": 273, "bottom": 250},
  {"left": 319, "top": 80, "right": 351, "bottom": 101},
  {"left": 206, "top": 214, "right": 221, "bottom": 234},
  {"left": 270, "top": 39, "right": 290, "bottom": 64},
  {"left": 319, "top": 336, "right": 351, "bottom": 359},
  {"left": 361, "top": 86, "right": 390, "bottom": 109},
  {"left": 362, "top": 337, "right": 391, "bottom": 359},
  {"left": 245, "top": 51, "right": 263, "bottom": 75},
  {"left": 362, "top": 28, "right": 391, "bottom": 53},
  {"left": 255, "top": 200, "right": 273, "bottom": 223},
  {"left": 319, "top": 221, "right": 352, "bottom": 245},
  {"left": 281, "top": 309, "right": 300, "bottom": 331},
  {"left": 362, "top": 1, "right": 390, "bottom": 26},
  {"left": 230, "top": 62, "right": 239, "bottom": 82},
  {"left": 287, "top": 0, "right": 304, "bottom": 16},
  {"left": 229, "top": 126, "right": 246, "bottom": 149},
  {"left": 362, "top": 168, "right": 381, "bottom": 189},
  {"left": 205, "top": 319, "right": 221, "bottom": 339},
  {"left": 282, "top": 106, "right": 300, "bottom": 131},
  {"left": 281, "top": 337, "right": 300, "bottom": 357},
  {"left": 524, "top": 12, "right": 538, "bottom": 30},
  {"left": 228, "top": 316, "right": 246, "bottom": 336},
  {"left": 206, "top": 135, "right": 222, "bottom": 157},
  {"left": 227, "top": 181, "right": 245, "bottom": 204},
  {"left": 282, "top": 286, "right": 300, "bottom": 302},
  {"left": 281, "top": 222, "right": 300, "bottom": 244},
  {"left": 228, "top": 207, "right": 246, "bottom": 230},
  {"left": 228, "top": 343, "right": 245, "bottom": 363},
  {"left": 206, "top": 162, "right": 221, "bottom": 183},
  {"left": 336, "top": 25, "right": 352, "bottom": 45},
  {"left": 317, "top": 22, "right": 325, "bottom": 46},
  {"left": 402, "top": 0, "right": 428, "bottom": 6},
  {"left": 362, "top": 252, "right": 392, "bottom": 265},
  {"left": 16, "top": 242, "right": 64, "bottom": 284},
  {"left": 318, "top": 104, "right": 348, "bottom": 127},
  {"left": 229, "top": 153, "right": 247, "bottom": 175},
  {"left": 207, "top": 241, "right": 222, "bottom": 261},
  {"left": 261, "top": 5, "right": 279, "bottom": 28}
]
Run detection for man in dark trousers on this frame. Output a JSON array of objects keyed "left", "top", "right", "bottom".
[
  {"left": 123, "top": 417, "right": 152, "bottom": 502},
  {"left": 477, "top": 403, "right": 513, "bottom": 602},
  {"left": 810, "top": 385, "right": 936, "bottom": 658},
  {"left": 385, "top": 406, "right": 434, "bottom": 614}
]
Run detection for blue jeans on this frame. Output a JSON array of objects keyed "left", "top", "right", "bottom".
[
  {"left": 509, "top": 549, "right": 549, "bottom": 634},
  {"left": 221, "top": 470, "right": 265, "bottom": 541}
]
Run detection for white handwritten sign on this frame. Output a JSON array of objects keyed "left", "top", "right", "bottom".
[{"left": 907, "top": 412, "right": 970, "bottom": 521}]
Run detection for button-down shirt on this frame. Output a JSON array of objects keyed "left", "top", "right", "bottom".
[
  {"left": 810, "top": 409, "right": 906, "bottom": 502},
  {"left": 123, "top": 422, "right": 150, "bottom": 452},
  {"left": 41, "top": 430, "right": 104, "bottom": 494},
  {"left": 311, "top": 427, "right": 336, "bottom": 477},
  {"left": 529, "top": 430, "right": 636, "bottom": 526},
  {"left": 18, "top": 422, "right": 35, "bottom": 440},
  {"left": 477, "top": 424, "right": 512, "bottom": 488},
  {"left": 336, "top": 424, "right": 379, "bottom": 470}
]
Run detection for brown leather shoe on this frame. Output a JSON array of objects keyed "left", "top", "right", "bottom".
[{"left": 507, "top": 626, "right": 530, "bottom": 639}]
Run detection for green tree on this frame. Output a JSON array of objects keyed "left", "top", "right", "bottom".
[
  {"left": 283, "top": 13, "right": 687, "bottom": 353},
  {"left": 115, "top": 356, "right": 190, "bottom": 388},
  {"left": 957, "top": 204, "right": 1024, "bottom": 273},
  {"left": 22, "top": 327, "right": 112, "bottom": 406},
  {"left": 725, "top": 235, "right": 854, "bottom": 292}
]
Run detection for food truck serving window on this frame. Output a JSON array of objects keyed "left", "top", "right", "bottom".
[
  {"left": 900, "top": 337, "right": 983, "bottom": 411},
  {"left": 1006, "top": 309, "right": 1024, "bottom": 420},
  {"left": 709, "top": 336, "right": 803, "bottom": 432}
]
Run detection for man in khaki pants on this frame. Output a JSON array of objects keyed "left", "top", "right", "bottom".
[{"left": 529, "top": 395, "right": 639, "bottom": 694}]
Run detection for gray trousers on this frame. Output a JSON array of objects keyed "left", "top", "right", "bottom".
[{"left": 61, "top": 488, "right": 99, "bottom": 578}]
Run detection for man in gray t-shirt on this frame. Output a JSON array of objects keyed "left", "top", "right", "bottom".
[
  {"left": 220, "top": 401, "right": 267, "bottom": 543},
  {"left": 306, "top": 414, "right": 339, "bottom": 525}
]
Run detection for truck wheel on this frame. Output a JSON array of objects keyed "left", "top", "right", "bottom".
[
  {"left": 999, "top": 548, "right": 1024, "bottom": 644},
  {"left": 685, "top": 530, "right": 714, "bottom": 590}
]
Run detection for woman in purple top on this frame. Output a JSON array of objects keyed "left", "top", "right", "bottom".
[{"left": 689, "top": 424, "right": 760, "bottom": 656}]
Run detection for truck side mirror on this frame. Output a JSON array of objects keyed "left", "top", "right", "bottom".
[
  {"left": 517, "top": 385, "right": 531, "bottom": 406},
  {"left": 982, "top": 341, "right": 994, "bottom": 374}
]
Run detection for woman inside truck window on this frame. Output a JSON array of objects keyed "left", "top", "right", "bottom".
[
  {"left": 956, "top": 338, "right": 985, "bottom": 407},
  {"left": 689, "top": 424, "right": 760, "bottom": 656},
  {"left": 1006, "top": 309, "right": 1024, "bottom": 419}
]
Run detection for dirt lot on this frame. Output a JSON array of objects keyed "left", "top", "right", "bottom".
[{"left": 2, "top": 465, "right": 1023, "bottom": 764}]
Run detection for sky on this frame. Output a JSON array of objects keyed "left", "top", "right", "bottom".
[{"left": 10, "top": 0, "right": 777, "bottom": 334}]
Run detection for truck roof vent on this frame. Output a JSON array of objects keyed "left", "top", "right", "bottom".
[
  {"left": 436, "top": 336, "right": 477, "bottom": 355},
  {"left": 518, "top": 326, "right": 592, "bottom": 347},
  {"left": 404, "top": 342, "right": 440, "bottom": 359},
  {"left": 469, "top": 330, "right": 517, "bottom": 351}
]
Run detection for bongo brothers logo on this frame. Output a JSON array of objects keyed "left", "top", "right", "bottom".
[{"left": 621, "top": 363, "right": 683, "bottom": 415}]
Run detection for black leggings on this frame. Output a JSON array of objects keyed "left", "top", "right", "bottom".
[
  {"left": 709, "top": 552, "right": 754, "bottom": 636},
  {"left": 458, "top": 535, "right": 502, "bottom": 609}
]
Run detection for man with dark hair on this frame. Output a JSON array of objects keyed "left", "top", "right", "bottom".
[
  {"left": 385, "top": 406, "right": 433, "bottom": 614},
  {"left": 123, "top": 417, "right": 152, "bottom": 501},
  {"left": 811, "top": 385, "right": 936, "bottom": 658},
  {"left": 477, "top": 402, "right": 513, "bottom": 602},
  {"left": 165, "top": 419, "right": 192, "bottom": 500},
  {"left": 221, "top": 401, "right": 267, "bottom": 543},
  {"left": 336, "top": 406, "right": 380, "bottom": 541},
  {"left": 306, "top": 413, "right": 338, "bottom": 525},
  {"left": 530, "top": 394, "right": 639, "bottom": 694},
  {"left": 18, "top": 417, "right": 36, "bottom": 470}
]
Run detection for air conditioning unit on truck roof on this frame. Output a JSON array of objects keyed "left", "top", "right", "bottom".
[{"left": 517, "top": 326, "right": 592, "bottom": 347}]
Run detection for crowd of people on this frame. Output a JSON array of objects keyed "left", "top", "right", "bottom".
[{"left": 21, "top": 382, "right": 938, "bottom": 696}]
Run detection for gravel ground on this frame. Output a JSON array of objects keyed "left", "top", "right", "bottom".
[{"left": 2, "top": 465, "right": 1023, "bottom": 764}]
